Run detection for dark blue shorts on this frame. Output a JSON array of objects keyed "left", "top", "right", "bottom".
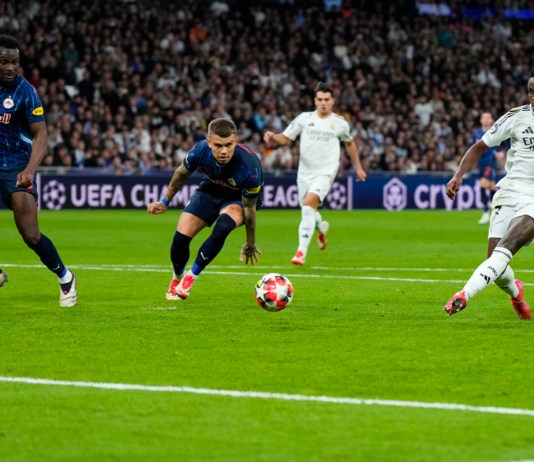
[
  {"left": 184, "top": 190, "right": 242, "bottom": 226},
  {"left": 0, "top": 166, "right": 38, "bottom": 209}
]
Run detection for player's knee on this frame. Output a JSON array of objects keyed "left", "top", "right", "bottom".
[
  {"left": 171, "top": 231, "right": 192, "bottom": 250},
  {"left": 212, "top": 214, "right": 236, "bottom": 239},
  {"left": 303, "top": 193, "right": 320, "bottom": 209},
  {"left": 499, "top": 220, "right": 534, "bottom": 253},
  {"left": 21, "top": 230, "right": 41, "bottom": 247}
]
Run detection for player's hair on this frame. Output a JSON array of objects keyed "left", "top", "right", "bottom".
[
  {"left": 314, "top": 81, "right": 333, "bottom": 97},
  {"left": 0, "top": 34, "right": 20, "bottom": 51},
  {"left": 208, "top": 118, "right": 237, "bottom": 138}
]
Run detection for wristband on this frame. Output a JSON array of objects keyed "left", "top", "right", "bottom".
[{"left": 161, "top": 197, "right": 170, "bottom": 206}]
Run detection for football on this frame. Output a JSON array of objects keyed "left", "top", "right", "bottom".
[
  {"left": 0, "top": 268, "right": 7, "bottom": 288},
  {"left": 255, "top": 273, "right": 294, "bottom": 312}
]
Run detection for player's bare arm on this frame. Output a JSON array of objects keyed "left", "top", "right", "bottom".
[
  {"left": 263, "top": 131, "right": 290, "bottom": 147},
  {"left": 16, "top": 121, "right": 47, "bottom": 188},
  {"left": 166, "top": 163, "right": 192, "bottom": 197},
  {"left": 240, "top": 196, "right": 262, "bottom": 265},
  {"left": 345, "top": 140, "right": 366, "bottom": 182},
  {"left": 446, "top": 140, "right": 488, "bottom": 200},
  {"left": 147, "top": 163, "right": 192, "bottom": 214}
]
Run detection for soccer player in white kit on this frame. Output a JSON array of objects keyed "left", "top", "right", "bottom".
[
  {"left": 443, "top": 76, "right": 534, "bottom": 320},
  {"left": 263, "top": 82, "right": 366, "bottom": 265}
]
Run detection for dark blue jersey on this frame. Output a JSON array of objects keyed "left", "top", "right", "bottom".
[
  {"left": 0, "top": 74, "right": 45, "bottom": 169},
  {"left": 183, "top": 140, "right": 263, "bottom": 199}
]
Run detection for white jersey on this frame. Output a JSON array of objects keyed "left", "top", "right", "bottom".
[
  {"left": 282, "top": 111, "right": 352, "bottom": 179},
  {"left": 482, "top": 104, "right": 534, "bottom": 195}
]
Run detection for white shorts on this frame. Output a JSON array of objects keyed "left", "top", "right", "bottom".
[
  {"left": 297, "top": 175, "right": 334, "bottom": 206},
  {"left": 489, "top": 189, "right": 534, "bottom": 241}
]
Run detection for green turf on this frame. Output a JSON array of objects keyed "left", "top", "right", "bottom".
[{"left": 1, "top": 209, "right": 533, "bottom": 461}]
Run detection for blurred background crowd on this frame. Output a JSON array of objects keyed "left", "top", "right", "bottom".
[{"left": 1, "top": 0, "right": 533, "bottom": 175}]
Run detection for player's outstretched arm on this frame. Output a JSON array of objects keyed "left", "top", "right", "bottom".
[
  {"left": 446, "top": 140, "right": 488, "bottom": 200},
  {"left": 147, "top": 163, "right": 191, "bottom": 214},
  {"left": 240, "top": 196, "right": 262, "bottom": 265},
  {"left": 263, "top": 131, "right": 291, "bottom": 147},
  {"left": 345, "top": 139, "right": 366, "bottom": 182}
]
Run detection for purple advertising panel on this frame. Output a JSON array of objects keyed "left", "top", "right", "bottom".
[
  {"left": 0, "top": 173, "right": 489, "bottom": 211},
  {"left": 352, "top": 174, "right": 490, "bottom": 211},
  {"left": 35, "top": 174, "right": 353, "bottom": 211}
]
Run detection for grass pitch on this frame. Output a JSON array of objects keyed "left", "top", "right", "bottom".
[{"left": 1, "top": 209, "right": 533, "bottom": 461}]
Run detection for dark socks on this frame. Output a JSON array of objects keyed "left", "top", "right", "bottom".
[
  {"left": 28, "top": 233, "right": 65, "bottom": 277},
  {"left": 170, "top": 231, "right": 192, "bottom": 276},
  {"left": 192, "top": 214, "right": 236, "bottom": 274}
]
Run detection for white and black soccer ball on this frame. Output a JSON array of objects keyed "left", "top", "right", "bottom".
[
  {"left": 0, "top": 268, "right": 8, "bottom": 288},
  {"left": 42, "top": 180, "right": 67, "bottom": 210},
  {"left": 255, "top": 273, "right": 294, "bottom": 312}
]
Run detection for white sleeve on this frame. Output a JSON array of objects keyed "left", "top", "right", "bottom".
[
  {"left": 482, "top": 109, "right": 516, "bottom": 147},
  {"left": 282, "top": 113, "right": 306, "bottom": 141},
  {"left": 338, "top": 119, "right": 352, "bottom": 143}
]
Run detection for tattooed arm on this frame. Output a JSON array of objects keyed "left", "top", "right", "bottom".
[
  {"left": 239, "top": 195, "right": 262, "bottom": 265},
  {"left": 147, "top": 163, "right": 192, "bottom": 214}
]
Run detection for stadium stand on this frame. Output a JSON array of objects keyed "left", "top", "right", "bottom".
[{"left": 1, "top": 0, "right": 533, "bottom": 174}]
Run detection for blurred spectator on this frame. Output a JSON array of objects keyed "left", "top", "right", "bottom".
[{"left": 3, "top": 0, "right": 533, "bottom": 175}]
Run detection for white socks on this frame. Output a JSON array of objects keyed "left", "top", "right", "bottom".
[
  {"left": 494, "top": 264, "right": 519, "bottom": 298},
  {"left": 315, "top": 210, "right": 325, "bottom": 234},
  {"left": 297, "top": 206, "right": 316, "bottom": 255},
  {"left": 463, "top": 247, "right": 513, "bottom": 299},
  {"left": 58, "top": 269, "right": 73, "bottom": 284}
]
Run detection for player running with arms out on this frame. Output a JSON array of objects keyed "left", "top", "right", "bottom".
[
  {"left": 263, "top": 81, "right": 366, "bottom": 265},
  {"left": 443, "top": 74, "right": 534, "bottom": 320},
  {"left": 0, "top": 34, "right": 76, "bottom": 307},
  {"left": 473, "top": 111, "right": 500, "bottom": 225},
  {"left": 147, "top": 118, "right": 263, "bottom": 300}
]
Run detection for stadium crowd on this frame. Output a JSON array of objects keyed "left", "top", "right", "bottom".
[{"left": 1, "top": 0, "right": 533, "bottom": 175}]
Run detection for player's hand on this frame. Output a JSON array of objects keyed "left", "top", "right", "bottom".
[
  {"left": 355, "top": 165, "right": 366, "bottom": 182},
  {"left": 147, "top": 201, "right": 168, "bottom": 214},
  {"left": 16, "top": 170, "right": 34, "bottom": 188},
  {"left": 263, "top": 131, "right": 275, "bottom": 145},
  {"left": 240, "top": 244, "right": 262, "bottom": 265},
  {"left": 446, "top": 176, "right": 462, "bottom": 200}
]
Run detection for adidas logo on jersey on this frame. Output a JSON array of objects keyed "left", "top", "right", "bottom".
[{"left": 521, "top": 126, "right": 534, "bottom": 150}]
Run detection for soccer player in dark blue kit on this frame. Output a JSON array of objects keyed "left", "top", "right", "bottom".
[
  {"left": 0, "top": 34, "right": 76, "bottom": 307},
  {"left": 147, "top": 118, "right": 263, "bottom": 300},
  {"left": 472, "top": 111, "right": 500, "bottom": 225}
]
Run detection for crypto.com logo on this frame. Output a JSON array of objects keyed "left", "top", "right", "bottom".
[{"left": 383, "top": 177, "right": 407, "bottom": 211}]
